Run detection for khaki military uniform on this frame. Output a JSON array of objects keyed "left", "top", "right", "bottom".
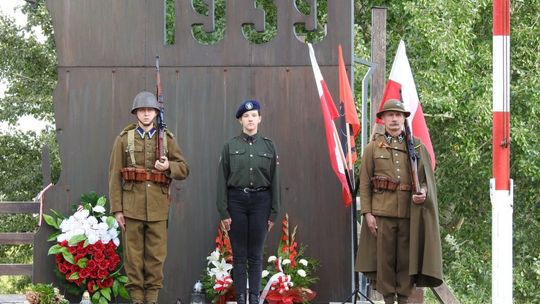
[
  {"left": 358, "top": 133, "right": 426, "bottom": 300},
  {"left": 109, "top": 123, "right": 189, "bottom": 303}
]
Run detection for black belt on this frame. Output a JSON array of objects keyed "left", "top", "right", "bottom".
[{"left": 232, "top": 187, "right": 269, "bottom": 193}]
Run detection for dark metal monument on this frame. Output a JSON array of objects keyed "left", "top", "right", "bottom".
[{"left": 34, "top": 1, "right": 353, "bottom": 302}]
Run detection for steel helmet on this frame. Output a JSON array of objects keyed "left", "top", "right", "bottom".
[{"left": 131, "top": 91, "right": 160, "bottom": 114}]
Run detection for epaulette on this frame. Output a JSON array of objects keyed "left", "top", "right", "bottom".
[
  {"left": 119, "top": 123, "right": 137, "bottom": 136},
  {"left": 262, "top": 136, "right": 272, "bottom": 142},
  {"left": 164, "top": 128, "right": 175, "bottom": 138}
]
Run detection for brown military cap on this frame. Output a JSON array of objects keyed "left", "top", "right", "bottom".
[{"left": 376, "top": 99, "right": 411, "bottom": 119}]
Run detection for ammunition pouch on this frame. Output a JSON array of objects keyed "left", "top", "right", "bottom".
[
  {"left": 121, "top": 167, "right": 170, "bottom": 185},
  {"left": 370, "top": 175, "right": 412, "bottom": 193}
]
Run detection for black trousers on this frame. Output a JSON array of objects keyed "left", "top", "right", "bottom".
[{"left": 228, "top": 189, "right": 271, "bottom": 297}]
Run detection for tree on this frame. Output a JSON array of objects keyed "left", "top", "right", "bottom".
[
  {"left": 0, "top": 2, "right": 56, "bottom": 124},
  {"left": 0, "top": 0, "right": 59, "bottom": 293}
]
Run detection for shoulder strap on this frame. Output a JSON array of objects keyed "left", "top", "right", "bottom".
[{"left": 127, "top": 129, "right": 136, "bottom": 166}]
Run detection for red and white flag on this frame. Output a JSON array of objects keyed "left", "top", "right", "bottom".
[
  {"left": 377, "top": 40, "right": 436, "bottom": 169},
  {"left": 308, "top": 43, "right": 352, "bottom": 207}
]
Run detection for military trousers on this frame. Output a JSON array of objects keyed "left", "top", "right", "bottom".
[
  {"left": 123, "top": 217, "right": 168, "bottom": 303},
  {"left": 375, "top": 216, "right": 414, "bottom": 298},
  {"left": 228, "top": 189, "right": 272, "bottom": 297}
]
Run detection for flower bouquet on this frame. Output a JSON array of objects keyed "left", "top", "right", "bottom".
[
  {"left": 25, "top": 283, "right": 69, "bottom": 304},
  {"left": 43, "top": 192, "right": 129, "bottom": 304},
  {"left": 201, "top": 224, "right": 235, "bottom": 304},
  {"left": 260, "top": 214, "right": 318, "bottom": 304}
]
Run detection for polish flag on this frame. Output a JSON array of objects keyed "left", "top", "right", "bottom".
[
  {"left": 377, "top": 40, "right": 436, "bottom": 169},
  {"left": 308, "top": 43, "right": 353, "bottom": 207}
]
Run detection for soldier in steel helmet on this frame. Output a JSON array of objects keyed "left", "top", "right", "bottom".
[
  {"left": 108, "top": 91, "right": 189, "bottom": 304},
  {"left": 355, "top": 99, "right": 443, "bottom": 303},
  {"left": 216, "top": 100, "right": 281, "bottom": 304}
]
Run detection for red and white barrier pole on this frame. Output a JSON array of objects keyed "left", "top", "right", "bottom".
[{"left": 491, "top": 0, "right": 512, "bottom": 303}]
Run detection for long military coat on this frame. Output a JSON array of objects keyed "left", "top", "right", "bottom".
[{"left": 355, "top": 135, "right": 443, "bottom": 288}]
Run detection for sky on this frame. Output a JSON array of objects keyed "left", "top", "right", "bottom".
[{"left": 0, "top": 0, "right": 49, "bottom": 133}]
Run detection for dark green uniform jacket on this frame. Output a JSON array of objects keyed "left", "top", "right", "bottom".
[
  {"left": 355, "top": 135, "right": 443, "bottom": 288},
  {"left": 216, "top": 133, "right": 280, "bottom": 222}
]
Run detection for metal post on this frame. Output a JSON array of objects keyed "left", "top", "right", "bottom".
[
  {"left": 491, "top": 0, "right": 512, "bottom": 303},
  {"left": 353, "top": 58, "right": 376, "bottom": 150}
]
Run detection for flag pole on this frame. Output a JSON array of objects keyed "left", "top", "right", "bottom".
[
  {"left": 491, "top": 0, "right": 512, "bottom": 303},
  {"left": 346, "top": 123, "right": 355, "bottom": 185},
  {"left": 331, "top": 124, "right": 354, "bottom": 195}
]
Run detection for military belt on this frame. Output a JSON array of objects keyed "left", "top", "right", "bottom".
[
  {"left": 121, "top": 167, "right": 170, "bottom": 185},
  {"left": 370, "top": 175, "right": 412, "bottom": 193},
  {"left": 231, "top": 187, "right": 269, "bottom": 193}
]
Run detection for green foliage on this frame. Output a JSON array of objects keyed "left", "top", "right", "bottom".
[
  {"left": 189, "top": 0, "right": 327, "bottom": 45},
  {"left": 0, "top": 128, "right": 60, "bottom": 200},
  {"left": 24, "top": 283, "right": 69, "bottom": 304},
  {"left": 0, "top": 0, "right": 57, "bottom": 124},
  {"left": 355, "top": 0, "right": 540, "bottom": 303},
  {"left": 0, "top": 0, "right": 60, "bottom": 294}
]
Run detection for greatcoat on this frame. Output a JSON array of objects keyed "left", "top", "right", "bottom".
[{"left": 355, "top": 134, "right": 443, "bottom": 288}]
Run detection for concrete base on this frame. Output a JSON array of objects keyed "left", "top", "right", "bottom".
[
  {"left": 369, "top": 287, "right": 424, "bottom": 303},
  {"left": 0, "top": 294, "right": 25, "bottom": 304}
]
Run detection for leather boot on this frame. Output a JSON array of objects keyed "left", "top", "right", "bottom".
[
  {"left": 383, "top": 294, "right": 396, "bottom": 304},
  {"left": 236, "top": 293, "right": 246, "bottom": 304},
  {"left": 397, "top": 294, "right": 409, "bottom": 304},
  {"left": 249, "top": 293, "right": 260, "bottom": 304}
]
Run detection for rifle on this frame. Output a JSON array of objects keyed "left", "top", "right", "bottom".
[
  {"left": 400, "top": 90, "right": 421, "bottom": 194},
  {"left": 404, "top": 112, "right": 421, "bottom": 194},
  {"left": 155, "top": 55, "right": 166, "bottom": 161}
]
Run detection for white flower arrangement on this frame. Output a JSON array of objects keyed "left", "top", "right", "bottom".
[{"left": 56, "top": 204, "right": 120, "bottom": 246}]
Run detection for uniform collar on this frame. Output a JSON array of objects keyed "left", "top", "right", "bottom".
[
  {"left": 384, "top": 131, "right": 405, "bottom": 144},
  {"left": 136, "top": 126, "right": 157, "bottom": 139},
  {"left": 241, "top": 132, "right": 259, "bottom": 143}
]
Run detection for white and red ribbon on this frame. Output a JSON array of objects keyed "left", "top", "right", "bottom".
[{"left": 36, "top": 183, "right": 53, "bottom": 226}]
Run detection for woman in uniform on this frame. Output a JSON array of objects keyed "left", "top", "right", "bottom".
[{"left": 216, "top": 100, "right": 281, "bottom": 304}]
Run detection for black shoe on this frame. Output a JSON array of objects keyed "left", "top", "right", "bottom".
[
  {"left": 249, "top": 293, "right": 259, "bottom": 304},
  {"left": 237, "top": 293, "right": 246, "bottom": 304}
]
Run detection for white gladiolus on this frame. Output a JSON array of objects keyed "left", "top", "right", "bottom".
[
  {"left": 297, "top": 269, "right": 307, "bottom": 277},
  {"left": 282, "top": 259, "right": 291, "bottom": 265},
  {"left": 208, "top": 258, "right": 233, "bottom": 279},
  {"left": 56, "top": 207, "right": 121, "bottom": 245},
  {"left": 299, "top": 259, "right": 308, "bottom": 266},
  {"left": 92, "top": 205, "right": 106, "bottom": 213},
  {"left": 87, "top": 232, "right": 99, "bottom": 245},
  {"left": 108, "top": 228, "right": 119, "bottom": 239},
  {"left": 73, "top": 209, "right": 89, "bottom": 221},
  {"left": 207, "top": 250, "right": 221, "bottom": 263},
  {"left": 86, "top": 216, "right": 98, "bottom": 226},
  {"left": 96, "top": 222, "right": 109, "bottom": 231},
  {"left": 268, "top": 256, "right": 277, "bottom": 262},
  {"left": 261, "top": 270, "right": 269, "bottom": 278}
]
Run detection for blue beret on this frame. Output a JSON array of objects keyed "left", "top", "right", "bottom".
[{"left": 235, "top": 100, "right": 261, "bottom": 118}]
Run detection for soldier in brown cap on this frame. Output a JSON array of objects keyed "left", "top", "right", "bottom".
[
  {"left": 355, "top": 99, "right": 443, "bottom": 303},
  {"left": 109, "top": 91, "right": 190, "bottom": 304}
]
